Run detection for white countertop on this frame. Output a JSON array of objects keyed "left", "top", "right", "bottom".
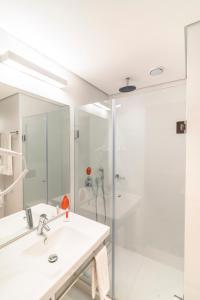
[{"left": 0, "top": 211, "right": 110, "bottom": 300}]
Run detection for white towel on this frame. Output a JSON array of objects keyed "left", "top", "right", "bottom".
[
  {"left": 0, "top": 133, "right": 13, "bottom": 176},
  {"left": 91, "top": 246, "right": 110, "bottom": 300},
  {"left": 0, "top": 189, "right": 4, "bottom": 218},
  {"left": 92, "top": 260, "right": 98, "bottom": 299}
]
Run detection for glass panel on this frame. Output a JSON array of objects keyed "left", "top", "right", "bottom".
[
  {"left": 114, "top": 85, "right": 186, "bottom": 300},
  {"left": 23, "top": 114, "right": 47, "bottom": 208},
  {"left": 23, "top": 108, "right": 70, "bottom": 209},
  {"left": 47, "top": 108, "right": 70, "bottom": 206},
  {"left": 74, "top": 102, "right": 113, "bottom": 297}
]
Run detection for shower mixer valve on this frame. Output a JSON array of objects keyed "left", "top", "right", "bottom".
[
  {"left": 85, "top": 166, "right": 93, "bottom": 187},
  {"left": 85, "top": 176, "right": 93, "bottom": 187}
]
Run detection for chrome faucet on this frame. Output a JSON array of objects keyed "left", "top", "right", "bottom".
[{"left": 37, "top": 214, "right": 50, "bottom": 236}]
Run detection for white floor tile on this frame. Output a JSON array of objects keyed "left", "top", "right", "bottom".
[
  {"left": 63, "top": 246, "right": 183, "bottom": 300},
  {"left": 115, "top": 246, "right": 184, "bottom": 300}
]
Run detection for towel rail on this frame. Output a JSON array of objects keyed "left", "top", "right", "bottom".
[
  {"left": 0, "top": 130, "right": 19, "bottom": 135},
  {"left": 10, "top": 130, "right": 19, "bottom": 135},
  {"left": 56, "top": 244, "right": 104, "bottom": 299},
  {"left": 55, "top": 241, "right": 112, "bottom": 300}
]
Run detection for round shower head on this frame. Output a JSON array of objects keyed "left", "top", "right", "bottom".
[{"left": 119, "top": 77, "right": 136, "bottom": 93}]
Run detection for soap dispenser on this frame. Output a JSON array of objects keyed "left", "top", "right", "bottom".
[{"left": 61, "top": 195, "right": 70, "bottom": 221}]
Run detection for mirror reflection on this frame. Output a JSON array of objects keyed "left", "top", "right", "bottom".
[{"left": 0, "top": 84, "right": 70, "bottom": 247}]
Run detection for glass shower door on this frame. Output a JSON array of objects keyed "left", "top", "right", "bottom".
[
  {"left": 113, "top": 85, "right": 186, "bottom": 300},
  {"left": 23, "top": 114, "right": 47, "bottom": 208},
  {"left": 47, "top": 108, "right": 70, "bottom": 206}
]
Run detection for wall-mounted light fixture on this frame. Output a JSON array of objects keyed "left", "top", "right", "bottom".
[
  {"left": 94, "top": 102, "right": 111, "bottom": 111},
  {"left": 0, "top": 51, "right": 67, "bottom": 89}
]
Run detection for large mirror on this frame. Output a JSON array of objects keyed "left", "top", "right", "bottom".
[{"left": 0, "top": 83, "right": 70, "bottom": 247}]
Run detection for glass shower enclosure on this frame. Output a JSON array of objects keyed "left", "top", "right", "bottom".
[
  {"left": 75, "top": 84, "right": 186, "bottom": 300},
  {"left": 23, "top": 108, "right": 70, "bottom": 208},
  {"left": 74, "top": 103, "right": 113, "bottom": 294}
]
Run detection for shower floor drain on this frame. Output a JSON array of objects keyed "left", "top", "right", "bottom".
[{"left": 48, "top": 254, "right": 58, "bottom": 263}]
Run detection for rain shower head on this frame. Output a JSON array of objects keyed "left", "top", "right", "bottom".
[{"left": 119, "top": 77, "right": 136, "bottom": 93}]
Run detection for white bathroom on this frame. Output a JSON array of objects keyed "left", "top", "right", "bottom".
[{"left": 0, "top": 2, "right": 199, "bottom": 300}]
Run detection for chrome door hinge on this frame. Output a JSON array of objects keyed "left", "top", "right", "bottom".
[
  {"left": 22, "top": 134, "right": 26, "bottom": 142},
  {"left": 74, "top": 130, "right": 79, "bottom": 140}
]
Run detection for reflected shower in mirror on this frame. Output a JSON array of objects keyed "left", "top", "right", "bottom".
[{"left": 0, "top": 83, "right": 70, "bottom": 247}]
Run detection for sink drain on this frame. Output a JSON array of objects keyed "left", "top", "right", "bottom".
[{"left": 48, "top": 254, "right": 58, "bottom": 263}]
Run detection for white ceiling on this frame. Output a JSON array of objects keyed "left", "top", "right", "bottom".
[{"left": 0, "top": 0, "right": 199, "bottom": 95}]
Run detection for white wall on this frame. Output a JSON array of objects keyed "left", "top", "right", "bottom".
[
  {"left": 19, "top": 94, "right": 63, "bottom": 117},
  {"left": 184, "top": 21, "right": 200, "bottom": 300},
  {"left": 114, "top": 82, "right": 186, "bottom": 269}
]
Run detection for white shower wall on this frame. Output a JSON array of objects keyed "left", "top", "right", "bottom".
[{"left": 115, "top": 82, "right": 186, "bottom": 269}]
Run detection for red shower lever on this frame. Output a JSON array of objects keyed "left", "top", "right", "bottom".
[{"left": 86, "top": 167, "right": 92, "bottom": 175}]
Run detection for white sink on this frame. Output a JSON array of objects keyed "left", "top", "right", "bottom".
[
  {"left": 23, "top": 225, "right": 95, "bottom": 279},
  {"left": 24, "top": 226, "right": 91, "bottom": 257},
  {"left": 0, "top": 211, "right": 110, "bottom": 300}
]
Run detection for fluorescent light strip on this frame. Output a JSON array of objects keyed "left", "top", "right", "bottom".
[
  {"left": 94, "top": 102, "right": 111, "bottom": 111},
  {"left": 0, "top": 51, "right": 67, "bottom": 89},
  {"left": 4, "top": 58, "right": 65, "bottom": 88}
]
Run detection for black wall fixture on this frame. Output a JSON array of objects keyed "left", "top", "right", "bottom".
[{"left": 176, "top": 121, "right": 187, "bottom": 134}]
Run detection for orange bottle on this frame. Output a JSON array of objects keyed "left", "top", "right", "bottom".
[{"left": 61, "top": 195, "right": 70, "bottom": 219}]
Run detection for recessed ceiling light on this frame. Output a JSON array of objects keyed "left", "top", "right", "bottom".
[{"left": 149, "top": 67, "right": 164, "bottom": 76}]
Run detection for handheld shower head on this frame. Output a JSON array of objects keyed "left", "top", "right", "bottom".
[{"left": 99, "top": 168, "right": 104, "bottom": 179}]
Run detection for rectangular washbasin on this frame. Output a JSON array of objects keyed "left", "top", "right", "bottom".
[
  {"left": 24, "top": 226, "right": 93, "bottom": 257},
  {"left": 0, "top": 212, "right": 110, "bottom": 300}
]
